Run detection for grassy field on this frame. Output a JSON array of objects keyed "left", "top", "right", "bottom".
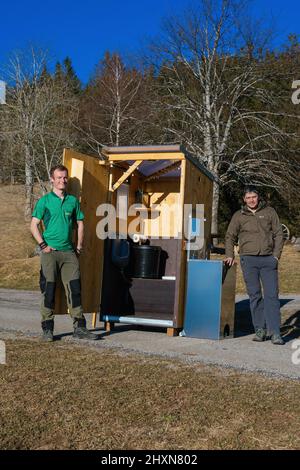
[
  {"left": 0, "top": 184, "right": 300, "bottom": 451},
  {"left": 0, "top": 185, "right": 39, "bottom": 290},
  {"left": 0, "top": 336, "right": 299, "bottom": 450},
  {"left": 0, "top": 184, "right": 299, "bottom": 293}
]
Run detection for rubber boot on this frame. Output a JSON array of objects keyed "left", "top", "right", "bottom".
[
  {"left": 41, "top": 320, "right": 54, "bottom": 342},
  {"left": 73, "top": 317, "right": 99, "bottom": 340}
]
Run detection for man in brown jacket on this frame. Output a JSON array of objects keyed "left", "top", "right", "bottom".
[{"left": 225, "top": 186, "right": 284, "bottom": 345}]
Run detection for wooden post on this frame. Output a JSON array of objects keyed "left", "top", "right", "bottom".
[
  {"left": 167, "top": 328, "right": 179, "bottom": 337},
  {"left": 92, "top": 312, "right": 97, "bottom": 329},
  {"left": 104, "top": 321, "right": 114, "bottom": 333}
]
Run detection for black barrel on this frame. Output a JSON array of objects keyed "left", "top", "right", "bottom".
[{"left": 130, "top": 245, "right": 162, "bottom": 279}]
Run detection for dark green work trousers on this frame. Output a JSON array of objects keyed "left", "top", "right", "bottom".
[{"left": 40, "top": 250, "right": 84, "bottom": 322}]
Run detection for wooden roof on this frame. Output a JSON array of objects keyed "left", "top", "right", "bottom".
[{"left": 101, "top": 145, "right": 216, "bottom": 182}]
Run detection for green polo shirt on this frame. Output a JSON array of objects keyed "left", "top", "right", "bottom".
[{"left": 32, "top": 192, "right": 84, "bottom": 251}]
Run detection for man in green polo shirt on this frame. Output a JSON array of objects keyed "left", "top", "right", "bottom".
[{"left": 31, "top": 164, "right": 98, "bottom": 342}]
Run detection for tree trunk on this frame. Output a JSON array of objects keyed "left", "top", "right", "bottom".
[
  {"left": 211, "top": 181, "right": 220, "bottom": 245},
  {"left": 24, "top": 146, "right": 34, "bottom": 221}
]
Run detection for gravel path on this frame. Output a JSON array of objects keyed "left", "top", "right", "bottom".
[{"left": 0, "top": 289, "right": 300, "bottom": 379}]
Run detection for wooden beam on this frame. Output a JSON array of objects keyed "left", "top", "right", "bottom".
[
  {"left": 108, "top": 152, "right": 185, "bottom": 162},
  {"left": 112, "top": 160, "right": 141, "bottom": 191},
  {"left": 102, "top": 144, "right": 183, "bottom": 155},
  {"left": 144, "top": 161, "right": 180, "bottom": 181}
]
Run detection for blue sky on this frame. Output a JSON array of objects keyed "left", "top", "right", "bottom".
[{"left": 1, "top": 0, "right": 299, "bottom": 83}]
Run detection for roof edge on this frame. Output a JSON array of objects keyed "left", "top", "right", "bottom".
[
  {"left": 100, "top": 144, "right": 218, "bottom": 183},
  {"left": 101, "top": 144, "right": 184, "bottom": 155}
]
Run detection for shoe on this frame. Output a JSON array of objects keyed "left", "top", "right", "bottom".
[
  {"left": 252, "top": 328, "right": 267, "bottom": 342},
  {"left": 73, "top": 318, "right": 99, "bottom": 341},
  {"left": 41, "top": 320, "right": 54, "bottom": 342},
  {"left": 271, "top": 334, "right": 285, "bottom": 345}
]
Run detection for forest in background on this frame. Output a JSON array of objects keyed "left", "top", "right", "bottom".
[{"left": 0, "top": 0, "right": 299, "bottom": 236}]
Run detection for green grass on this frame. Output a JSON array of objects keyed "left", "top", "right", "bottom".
[
  {"left": 0, "top": 336, "right": 300, "bottom": 450},
  {"left": 0, "top": 184, "right": 299, "bottom": 450}
]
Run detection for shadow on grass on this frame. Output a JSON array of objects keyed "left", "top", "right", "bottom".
[
  {"left": 51, "top": 297, "right": 300, "bottom": 343},
  {"left": 234, "top": 298, "right": 300, "bottom": 342},
  {"left": 53, "top": 330, "right": 105, "bottom": 341},
  {"left": 93, "top": 323, "right": 168, "bottom": 338},
  {"left": 281, "top": 310, "right": 300, "bottom": 342}
]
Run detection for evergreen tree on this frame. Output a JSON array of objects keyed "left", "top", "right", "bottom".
[
  {"left": 63, "top": 56, "right": 81, "bottom": 94},
  {"left": 39, "top": 63, "right": 51, "bottom": 85},
  {"left": 54, "top": 61, "right": 64, "bottom": 85}
]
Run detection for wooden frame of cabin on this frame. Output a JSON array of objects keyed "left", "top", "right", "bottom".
[{"left": 56, "top": 145, "right": 214, "bottom": 336}]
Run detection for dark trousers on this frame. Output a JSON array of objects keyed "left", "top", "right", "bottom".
[{"left": 240, "top": 255, "right": 281, "bottom": 335}]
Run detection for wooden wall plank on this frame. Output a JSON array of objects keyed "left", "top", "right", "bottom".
[
  {"left": 173, "top": 160, "right": 186, "bottom": 328},
  {"left": 55, "top": 148, "right": 109, "bottom": 314},
  {"left": 141, "top": 179, "right": 181, "bottom": 238}
]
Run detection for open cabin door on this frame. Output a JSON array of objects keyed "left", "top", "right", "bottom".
[{"left": 55, "top": 148, "right": 109, "bottom": 314}]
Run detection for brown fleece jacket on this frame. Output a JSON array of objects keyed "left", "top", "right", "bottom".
[{"left": 225, "top": 201, "right": 284, "bottom": 259}]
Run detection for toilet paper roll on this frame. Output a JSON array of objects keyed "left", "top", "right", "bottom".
[{"left": 132, "top": 233, "right": 140, "bottom": 243}]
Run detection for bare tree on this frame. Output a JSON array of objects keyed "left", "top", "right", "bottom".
[
  {"left": 80, "top": 52, "right": 148, "bottom": 153},
  {"left": 149, "top": 0, "right": 300, "bottom": 235},
  {"left": 1, "top": 48, "right": 79, "bottom": 220}
]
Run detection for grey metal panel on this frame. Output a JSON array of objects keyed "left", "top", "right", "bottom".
[
  {"left": 183, "top": 260, "right": 223, "bottom": 340},
  {"left": 160, "top": 169, "right": 180, "bottom": 178},
  {"left": 137, "top": 159, "right": 179, "bottom": 177}
]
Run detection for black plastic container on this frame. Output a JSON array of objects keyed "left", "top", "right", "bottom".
[{"left": 130, "top": 245, "right": 162, "bottom": 279}]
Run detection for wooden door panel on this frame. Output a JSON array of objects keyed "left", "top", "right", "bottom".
[{"left": 55, "top": 149, "right": 109, "bottom": 314}]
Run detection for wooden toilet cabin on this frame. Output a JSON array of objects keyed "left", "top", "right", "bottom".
[{"left": 57, "top": 145, "right": 215, "bottom": 336}]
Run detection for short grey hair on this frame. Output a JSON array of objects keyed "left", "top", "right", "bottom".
[{"left": 243, "top": 185, "right": 259, "bottom": 196}]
